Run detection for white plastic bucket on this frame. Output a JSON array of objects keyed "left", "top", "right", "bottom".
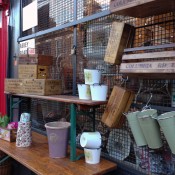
[
  {"left": 137, "top": 109, "right": 163, "bottom": 149},
  {"left": 84, "top": 69, "right": 101, "bottom": 85},
  {"left": 126, "top": 111, "right": 147, "bottom": 146},
  {"left": 77, "top": 84, "right": 91, "bottom": 100},
  {"left": 84, "top": 148, "right": 101, "bottom": 164},
  {"left": 157, "top": 111, "right": 175, "bottom": 154},
  {"left": 80, "top": 131, "right": 101, "bottom": 148},
  {"left": 90, "top": 84, "right": 108, "bottom": 101}
]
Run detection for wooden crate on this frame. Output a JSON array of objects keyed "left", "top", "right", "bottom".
[
  {"left": 101, "top": 86, "right": 134, "bottom": 128},
  {"left": 104, "top": 21, "right": 135, "bottom": 65},
  {"left": 18, "top": 54, "right": 53, "bottom": 66},
  {"left": 120, "top": 50, "right": 175, "bottom": 74},
  {"left": 23, "top": 79, "right": 62, "bottom": 95},
  {"left": 0, "top": 127, "right": 17, "bottom": 142},
  {"left": 5, "top": 79, "right": 24, "bottom": 94},
  {"left": 110, "top": 0, "right": 175, "bottom": 18},
  {"left": 18, "top": 65, "right": 50, "bottom": 79}
]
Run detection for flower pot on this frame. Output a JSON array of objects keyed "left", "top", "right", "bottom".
[
  {"left": 45, "top": 121, "right": 70, "bottom": 158},
  {"left": 84, "top": 148, "right": 101, "bottom": 164},
  {"left": 90, "top": 84, "right": 108, "bottom": 101},
  {"left": 137, "top": 109, "right": 162, "bottom": 149},
  {"left": 84, "top": 69, "right": 101, "bottom": 85},
  {"left": 77, "top": 84, "right": 91, "bottom": 100},
  {"left": 157, "top": 111, "right": 175, "bottom": 154},
  {"left": 80, "top": 131, "right": 101, "bottom": 148},
  {"left": 126, "top": 111, "right": 147, "bottom": 146}
]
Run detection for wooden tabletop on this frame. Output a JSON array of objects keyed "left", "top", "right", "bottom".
[
  {"left": 0, "top": 132, "right": 117, "bottom": 175},
  {"left": 5, "top": 92, "right": 107, "bottom": 106}
]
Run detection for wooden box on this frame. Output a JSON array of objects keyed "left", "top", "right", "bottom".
[
  {"left": 5, "top": 79, "right": 24, "bottom": 94},
  {"left": 120, "top": 50, "right": 175, "bottom": 78},
  {"left": 18, "top": 54, "right": 53, "bottom": 66},
  {"left": 18, "top": 65, "right": 50, "bottom": 79},
  {"left": 104, "top": 22, "right": 135, "bottom": 65},
  {"left": 101, "top": 86, "right": 134, "bottom": 128},
  {"left": 110, "top": 0, "right": 175, "bottom": 18},
  {"left": 0, "top": 127, "right": 17, "bottom": 142},
  {"left": 23, "top": 79, "right": 62, "bottom": 95}
]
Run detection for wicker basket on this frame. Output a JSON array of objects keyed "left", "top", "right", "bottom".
[{"left": 0, "top": 151, "right": 11, "bottom": 175}]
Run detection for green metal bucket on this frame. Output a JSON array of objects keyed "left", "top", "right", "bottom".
[
  {"left": 157, "top": 111, "right": 175, "bottom": 154},
  {"left": 137, "top": 109, "right": 162, "bottom": 149}
]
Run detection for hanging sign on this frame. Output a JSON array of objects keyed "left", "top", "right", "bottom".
[
  {"left": 19, "top": 39, "right": 35, "bottom": 55},
  {"left": 22, "top": 0, "right": 38, "bottom": 31}
]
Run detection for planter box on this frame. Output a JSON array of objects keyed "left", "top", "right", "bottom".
[
  {"left": 0, "top": 127, "right": 17, "bottom": 142},
  {"left": 18, "top": 54, "right": 53, "bottom": 66},
  {"left": 5, "top": 79, "right": 24, "bottom": 94},
  {"left": 101, "top": 86, "right": 134, "bottom": 128},
  {"left": 18, "top": 65, "right": 50, "bottom": 79},
  {"left": 23, "top": 79, "right": 63, "bottom": 95},
  {"left": 104, "top": 21, "right": 135, "bottom": 65}
]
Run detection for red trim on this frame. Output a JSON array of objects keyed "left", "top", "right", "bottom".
[{"left": 0, "top": 2, "right": 9, "bottom": 115}]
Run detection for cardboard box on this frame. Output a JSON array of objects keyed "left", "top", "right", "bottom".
[
  {"left": 5, "top": 79, "right": 24, "bottom": 94},
  {"left": 18, "top": 54, "right": 53, "bottom": 66},
  {"left": 0, "top": 127, "right": 17, "bottom": 142},
  {"left": 23, "top": 79, "right": 63, "bottom": 95},
  {"left": 18, "top": 65, "right": 50, "bottom": 79}
]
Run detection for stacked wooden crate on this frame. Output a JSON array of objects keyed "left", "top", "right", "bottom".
[{"left": 5, "top": 54, "right": 63, "bottom": 95}]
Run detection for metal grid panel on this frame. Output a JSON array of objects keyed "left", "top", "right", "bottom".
[
  {"left": 27, "top": 28, "right": 73, "bottom": 133},
  {"left": 35, "top": 28, "right": 74, "bottom": 91},
  {"left": 19, "top": 2, "right": 175, "bottom": 174},
  {"left": 78, "top": 0, "right": 110, "bottom": 18},
  {"left": 133, "top": 12, "right": 175, "bottom": 48},
  {"left": 21, "top": 0, "right": 110, "bottom": 37},
  {"left": 30, "top": 99, "right": 70, "bottom": 133}
]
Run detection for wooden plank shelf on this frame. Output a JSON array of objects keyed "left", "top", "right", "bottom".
[
  {"left": 0, "top": 132, "right": 117, "bottom": 175},
  {"left": 4, "top": 93, "right": 107, "bottom": 106},
  {"left": 110, "top": 0, "right": 175, "bottom": 18}
]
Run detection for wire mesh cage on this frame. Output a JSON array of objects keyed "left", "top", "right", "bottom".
[{"left": 17, "top": 1, "right": 175, "bottom": 174}]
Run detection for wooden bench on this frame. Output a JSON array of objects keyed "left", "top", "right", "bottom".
[
  {"left": 5, "top": 93, "right": 107, "bottom": 161},
  {"left": 0, "top": 132, "right": 117, "bottom": 175}
]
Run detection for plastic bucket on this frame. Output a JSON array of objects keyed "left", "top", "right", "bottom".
[
  {"left": 77, "top": 84, "right": 91, "bottom": 100},
  {"left": 80, "top": 131, "right": 101, "bottom": 148},
  {"left": 137, "top": 109, "right": 162, "bottom": 149},
  {"left": 84, "top": 148, "right": 101, "bottom": 164},
  {"left": 157, "top": 111, "right": 175, "bottom": 154},
  {"left": 84, "top": 69, "right": 101, "bottom": 85},
  {"left": 126, "top": 111, "right": 147, "bottom": 146},
  {"left": 45, "top": 121, "right": 70, "bottom": 158},
  {"left": 90, "top": 84, "right": 108, "bottom": 101}
]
